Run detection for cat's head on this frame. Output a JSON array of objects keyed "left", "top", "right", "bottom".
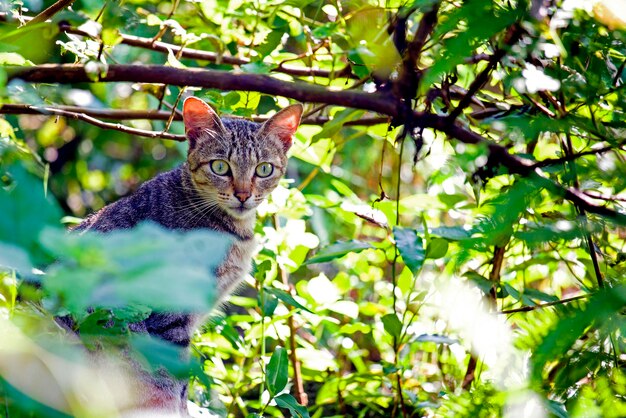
[{"left": 182, "top": 96, "right": 302, "bottom": 220}]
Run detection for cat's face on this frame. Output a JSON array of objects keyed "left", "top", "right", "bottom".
[{"left": 182, "top": 97, "right": 302, "bottom": 220}]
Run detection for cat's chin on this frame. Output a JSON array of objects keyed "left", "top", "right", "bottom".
[{"left": 225, "top": 205, "right": 256, "bottom": 219}]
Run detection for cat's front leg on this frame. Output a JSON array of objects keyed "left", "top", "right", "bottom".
[{"left": 215, "top": 237, "right": 257, "bottom": 301}]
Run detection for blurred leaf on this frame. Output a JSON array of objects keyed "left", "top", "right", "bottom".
[
  {"left": 259, "top": 291, "right": 278, "bottom": 317},
  {"left": 429, "top": 226, "right": 471, "bottom": 241},
  {"left": 312, "top": 109, "right": 365, "bottom": 143},
  {"left": 0, "top": 243, "right": 34, "bottom": 278},
  {"left": 381, "top": 313, "right": 402, "bottom": 339},
  {"left": 0, "top": 162, "right": 62, "bottom": 265},
  {"left": 393, "top": 227, "right": 425, "bottom": 274},
  {"left": 0, "top": 52, "right": 33, "bottom": 66},
  {"left": 305, "top": 240, "right": 372, "bottom": 264},
  {"left": 414, "top": 334, "right": 458, "bottom": 345},
  {"left": 42, "top": 223, "right": 230, "bottom": 315},
  {"left": 267, "top": 346, "right": 288, "bottom": 397},
  {"left": 131, "top": 334, "right": 203, "bottom": 379},
  {"left": 274, "top": 393, "right": 310, "bottom": 418},
  {"left": 241, "top": 62, "right": 274, "bottom": 74},
  {"left": 531, "top": 285, "right": 626, "bottom": 385},
  {"left": 265, "top": 287, "right": 312, "bottom": 313},
  {"left": 425, "top": 237, "right": 448, "bottom": 259}
]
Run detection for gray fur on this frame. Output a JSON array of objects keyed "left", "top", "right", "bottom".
[{"left": 72, "top": 100, "right": 302, "bottom": 415}]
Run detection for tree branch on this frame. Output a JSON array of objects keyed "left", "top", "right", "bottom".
[
  {"left": 7, "top": 64, "right": 399, "bottom": 116},
  {"left": 0, "top": 103, "right": 388, "bottom": 126},
  {"left": 2, "top": 12, "right": 354, "bottom": 80},
  {"left": 10, "top": 105, "right": 186, "bottom": 141},
  {"left": 393, "top": 4, "right": 440, "bottom": 104},
  {"left": 8, "top": 64, "right": 625, "bottom": 223},
  {"left": 23, "top": 0, "right": 76, "bottom": 26},
  {"left": 448, "top": 24, "right": 523, "bottom": 121},
  {"left": 533, "top": 141, "right": 626, "bottom": 168},
  {"left": 500, "top": 294, "right": 588, "bottom": 314}
]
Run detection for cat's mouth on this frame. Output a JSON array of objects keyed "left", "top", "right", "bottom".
[{"left": 227, "top": 204, "right": 255, "bottom": 218}]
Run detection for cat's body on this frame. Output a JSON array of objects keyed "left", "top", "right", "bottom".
[{"left": 71, "top": 98, "right": 303, "bottom": 415}]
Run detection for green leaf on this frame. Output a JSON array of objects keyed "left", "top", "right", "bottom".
[
  {"left": 338, "top": 322, "right": 371, "bottom": 334},
  {"left": 256, "top": 28, "right": 286, "bottom": 58},
  {"left": 531, "top": 285, "right": 626, "bottom": 385},
  {"left": 381, "top": 313, "right": 402, "bottom": 339},
  {"left": 101, "top": 28, "right": 123, "bottom": 47},
  {"left": 274, "top": 393, "right": 310, "bottom": 418},
  {"left": 0, "top": 162, "right": 62, "bottom": 265},
  {"left": 312, "top": 109, "right": 365, "bottom": 143},
  {"left": 42, "top": 223, "right": 231, "bottom": 315},
  {"left": 0, "top": 243, "right": 34, "bottom": 278},
  {"left": 425, "top": 238, "right": 448, "bottom": 259},
  {"left": 429, "top": 226, "right": 471, "bottom": 241},
  {"left": 414, "top": 334, "right": 458, "bottom": 345},
  {"left": 241, "top": 62, "right": 275, "bottom": 74},
  {"left": 305, "top": 240, "right": 372, "bottom": 264},
  {"left": 206, "top": 315, "right": 244, "bottom": 350},
  {"left": 422, "top": 0, "right": 520, "bottom": 89},
  {"left": 393, "top": 227, "right": 425, "bottom": 274},
  {"left": 464, "top": 271, "right": 508, "bottom": 298},
  {"left": 259, "top": 291, "right": 279, "bottom": 317},
  {"left": 0, "top": 52, "right": 33, "bottom": 66},
  {"left": 130, "top": 334, "right": 203, "bottom": 379},
  {"left": 265, "top": 287, "right": 313, "bottom": 313},
  {"left": 267, "top": 346, "right": 289, "bottom": 396}
]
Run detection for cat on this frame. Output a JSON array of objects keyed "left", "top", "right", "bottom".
[{"left": 71, "top": 96, "right": 303, "bottom": 416}]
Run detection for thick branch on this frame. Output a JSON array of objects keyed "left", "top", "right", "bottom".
[
  {"left": 7, "top": 64, "right": 399, "bottom": 116},
  {"left": 393, "top": 4, "right": 440, "bottom": 103},
  {"left": 8, "top": 64, "right": 625, "bottom": 223}
]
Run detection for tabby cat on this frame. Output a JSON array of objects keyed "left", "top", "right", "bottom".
[{"left": 73, "top": 97, "right": 303, "bottom": 415}]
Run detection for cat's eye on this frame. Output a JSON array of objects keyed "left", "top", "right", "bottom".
[
  {"left": 255, "top": 162, "right": 273, "bottom": 178},
  {"left": 210, "top": 159, "right": 230, "bottom": 176}
]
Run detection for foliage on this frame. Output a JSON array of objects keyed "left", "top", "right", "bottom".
[{"left": 1, "top": 0, "right": 626, "bottom": 417}]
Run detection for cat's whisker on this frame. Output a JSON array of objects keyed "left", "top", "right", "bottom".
[
  {"left": 181, "top": 199, "right": 219, "bottom": 226},
  {"left": 187, "top": 201, "right": 221, "bottom": 229}
]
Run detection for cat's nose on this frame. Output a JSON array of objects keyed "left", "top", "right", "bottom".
[{"left": 234, "top": 191, "right": 251, "bottom": 203}]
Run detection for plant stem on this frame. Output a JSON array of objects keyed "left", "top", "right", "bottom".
[{"left": 273, "top": 215, "right": 308, "bottom": 406}]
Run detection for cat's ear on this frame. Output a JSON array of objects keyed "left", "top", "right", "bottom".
[
  {"left": 183, "top": 97, "right": 226, "bottom": 146},
  {"left": 259, "top": 104, "right": 303, "bottom": 151}
]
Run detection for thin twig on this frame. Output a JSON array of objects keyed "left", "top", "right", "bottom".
[
  {"left": 533, "top": 141, "right": 626, "bottom": 168},
  {"left": 500, "top": 295, "right": 588, "bottom": 314},
  {"left": 164, "top": 87, "right": 186, "bottom": 133},
  {"left": 23, "top": 0, "right": 76, "bottom": 26},
  {"left": 391, "top": 132, "right": 408, "bottom": 418},
  {"left": 463, "top": 242, "right": 507, "bottom": 389},
  {"left": 5, "top": 11, "right": 355, "bottom": 80},
  {"left": 151, "top": 0, "right": 181, "bottom": 43},
  {"left": 563, "top": 133, "right": 605, "bottom": 288},
  {"left": 581, "top": 191, "right": 626, "bottom": 202},
  {"left": 272, "top": 215, "right": 308, "bottom": 406},
  {"left": 448, "top": 24, "right": 523, "bottom": 121},
  {"left": 13, "top": 105, "right": 186, "bottom": 141},
  {"left": 0, "top": 103, "right": 388, "bottom": 126}
]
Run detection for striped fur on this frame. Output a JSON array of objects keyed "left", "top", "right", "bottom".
[{"left": 73, "top": 98, "right": 302, "bottom": 415}]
